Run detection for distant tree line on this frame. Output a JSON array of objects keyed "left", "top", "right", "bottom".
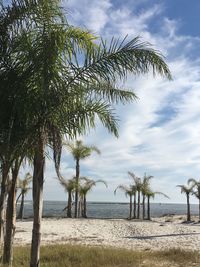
[{"left": 115, "top": 172, "right": 169, "bottom": 220}]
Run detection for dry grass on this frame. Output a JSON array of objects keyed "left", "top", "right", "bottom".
[{"left": 1, "top": 244, "right": 200, "bottom": 267}]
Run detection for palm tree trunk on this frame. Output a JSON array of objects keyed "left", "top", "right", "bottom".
[
  {"left": 67, "top": 192, "right": 72, "bottom": 218},
  {"left": 133, "top": 193, "right": 136, "bottom": 219},
  {"left": 186, "top": 193, "right": 190, "bottom": 222},
  {"left": 129, "top": 195, "right": 132, "bottom": 219},
  {"left": 3, "top": 162, "right": 19, "bottom": 266},
  {"left": 16, "top": 192, "right": 22, "bottom": 206},
  {"left": 142, "top": 194, "right": 145, "bottom": 220},
  {"left": 80, "top": 198, "right": 83, "bottom": 217},
  {"left": 137, "top": 191, "right": 140, "bottom": 219},
  {"left": 78, "top": 200, "right": 81, "bottom": 217},
  {"left": 199, "top": 198, "right": 200, "bottom": 222},
  {"left": 147, "top": 196, "right": 150, "bottom": 220},
  {"left": 83, "top": 195, "right": 87, "bottom": 218},
  {"left": 74, "top": 159, "right": 79, "bottom": 218},
  {"left": 30, "top": 136, "right": 45, "bottom": 267},
  {"left": 0, "top": 162, "right": 9, "bottom": 243},
  {"left": 18, "top": 193, "right": 25, "bottom": 220}
]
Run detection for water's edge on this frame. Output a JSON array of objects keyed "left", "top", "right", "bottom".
[{"left": 18, "top": 201, "right": 199, "bottom": 219}]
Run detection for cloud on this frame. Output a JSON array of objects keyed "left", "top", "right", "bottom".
[
  {"left": 24, "top": 0, "right": 200, "bottom": 204},
  {"left": 66, "top": 0, "right": 112, "bottom": 33}
]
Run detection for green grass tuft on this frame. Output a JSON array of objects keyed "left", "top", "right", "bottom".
[{"left": 1, "top": 244, "right": 200, "bottom": 267}]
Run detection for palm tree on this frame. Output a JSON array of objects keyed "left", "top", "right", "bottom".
[
  {"left": 177, "top": 184, "right": 193, "bottom": 222},
  {"left": 146, "top": 189, "right": 169, "bottom": 220},
  {"left": 79, "top": 177, "right": 107, "bottom": 218},
  {"left": 0, "top": 1, "right": 171, "bottom": 265},
  {"left": 16, "top": 173, "right": 32, "bottom": 220},
  {"left": 128, "top": 172, "right": 143, "bottom": 219},
  {"left": 188, "top": 178, "right": 200, "bottom": 221},
  {"left": 64, "top": 140, "right": 100, "bottom": 218},
  {"left": 58, "top": 177, "right": 76, "bottom": 218},
  {"left": 141, "top": 173, "right": 153, "bottom": 220},
  {"left": 114, "top": 184, "right": 135, "bottom": 219}
]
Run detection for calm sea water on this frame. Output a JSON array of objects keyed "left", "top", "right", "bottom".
[{"left": 18, "top": 201, "right": 199, "bottom": 219}]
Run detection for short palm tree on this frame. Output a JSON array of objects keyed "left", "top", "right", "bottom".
[
  {"left": 58, "top": 177, "right": 77, "bottom": 218},
  {"left": 16, "top": 173, "right": 32, "bottom": 220},
  {"left": 177, "top": 183, "right": 193, "bottom": 222},
  {"left": 128, "top": 172, "right": 143, "bottom": 219},
  {"left": 64, "top": 140, "right": 100, "bottom": 218},
  {"left": 188, "top": 178, "right": 200, "bottom": 221},
  {"left": 79, "top": 177, "right": 107, "bottom": 218},
  {"left": 141, "top": 173, "right": 153, "bottom": 220},
  {"left": 114, "top": 184, "right": 135, "bottom": 219},
  {"left": 146, "top": 189, "right": 169, "bottom": 220}
]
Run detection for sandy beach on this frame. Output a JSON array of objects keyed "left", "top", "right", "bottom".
[{"left": 15, "top": 216, "right": 200, "bottom": 251}]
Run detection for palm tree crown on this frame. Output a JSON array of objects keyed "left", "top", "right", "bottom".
[
  {"left": 64, "top": 140, "right": 101, "bottom": 161},
  {"left": 177, "top": 182, "right": 193, "bottom": 222},
  {"left": 79, "top": 177, "right": 107, "bottom": 218},
  {"left": 188, "top": 178, "right": 200, "bottom": 221},
  {"left": 17, "top": 172, "right": 32, "bottom": 196},
  {"left": 177, "top": 184, "right": 194, "bottom": 195}
]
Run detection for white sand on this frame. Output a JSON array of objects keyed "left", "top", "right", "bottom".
[{"left": 15, "top": 216, "right": 200, "bottom": 251}]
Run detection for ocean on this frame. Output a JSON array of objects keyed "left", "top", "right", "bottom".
[{"left": 19, "top": 201, "right": 199, "bottom": 219}]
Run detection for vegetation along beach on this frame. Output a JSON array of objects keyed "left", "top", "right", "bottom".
[{"left": 0, "top": 0, "right": 200, "bottom": 266}]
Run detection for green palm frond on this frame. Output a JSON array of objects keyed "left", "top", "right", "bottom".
[
  {"left": 128, "top": 171, "right": 142, "bottom": 190},
  {"left": 58, "top": 176, "right": 77, "bottom": 192},
  {"left": 65, "top": 26, "right": 98, "bottom": 54},
  {"left": 188, "top": 178, "right": 197, "bottom": 185},
  {"left": 114, "top": 184, "right": 133, "bottom": 196},
  {"left": 177, "top": 184, "right": 194, "bottom": 194},
  {"left": 84, "top": 81, "right": 137, "bottom": 104},
  {"left": 67, "top": 36, "right": 172, "bottom": 88},
  {"left": 141, "top": 173, "right": 154, "bottom": 194},
  {"left": 146, "top": 188, "right": 169, "bottom": 199},
  {"left": 188, "top": 178, "right": 200, "bottom": 188},
  {"left": 187, "top": 178, "right": 200, "bottom": 199},
  {"left": 79, "top": 177, "right": 107, "bottom": 196},
  {"left": 17, "top": 172, "right": 32, "bottom": 195},
  {"left": 64, "top": 140, "right": 101, "bottom": 161},
  {"left": 153, "top": 191, "right": 169, "bottom": 199}
]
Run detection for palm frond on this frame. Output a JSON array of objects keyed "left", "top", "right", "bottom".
[
  {"left": 154, "top": 191, "right": 169, "bottom": 199},
  {"left": 176, "top": 184, "right": 193, "bottom": 194},
  {"left": 67, "top": 36, "right": 172, "bottom": 89}
]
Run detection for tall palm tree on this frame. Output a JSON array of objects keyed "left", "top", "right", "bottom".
[
  {"left": 188, "top": 178, "right": 200, "bottom": 221},
  {"left": 114, "top": 184, "right": 135, "bottom": 219},
  {"left": 79, "top": 177, "right": 107, "bottom": 218},
  {"left": 177, "top": 184, "right": 193, "bottom": 222},
  {"left": 128, "top": 172, "right": 143, "bottom": 219},
  {"left": 64, "top": 140, "right": 100, "bottom": 218},
  {"left": 16, "top": 172, "right": 32, "bottom": 220},
  {"left": 0, "top": 0, "right": 32, "bottom": 245},
  {"left": 146, "top": 189, "right": 169, "bottom": 220},
  {"left": 0, "top": 1, "right": 171, "bottom": 265},
  {"left": 58, "top": 177, "right": 76, "bottom": 218},
  {"left": 141, "top": 173, "right": 153, "bottom": 220}
]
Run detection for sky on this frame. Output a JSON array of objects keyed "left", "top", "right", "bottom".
[{"left": 22, "top": 0, "right": 200, "bottom": 203}]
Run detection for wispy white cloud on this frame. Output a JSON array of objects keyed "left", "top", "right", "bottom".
[
  {"left": 35, "top": 0, "right": 200, "bottom": 203},
  {"left": 66, "top": 0, "right": 112, "bottom": 33}
]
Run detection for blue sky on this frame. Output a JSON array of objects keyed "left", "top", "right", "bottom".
[{"left": 21, "top": 0, "right": 200, "bottom": 203}]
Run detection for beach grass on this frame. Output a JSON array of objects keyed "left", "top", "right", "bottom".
[{"left": 4, "top": 244, "right": 199, "bottom": 267}]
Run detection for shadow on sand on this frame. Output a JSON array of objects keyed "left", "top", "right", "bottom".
[{"left": 124, "top": 232, "right": 200, "bottom": 240}]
